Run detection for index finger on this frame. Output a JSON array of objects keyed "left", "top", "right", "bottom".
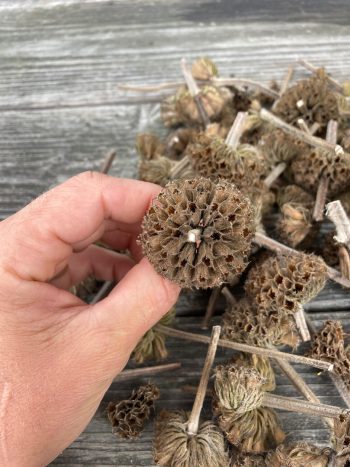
[{"left": 0, "top": 172, "right": 160, "bottom": 282}]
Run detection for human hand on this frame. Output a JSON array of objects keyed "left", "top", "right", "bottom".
[{"left": 0, "top": 172, "right": 179, "bottom": 466}]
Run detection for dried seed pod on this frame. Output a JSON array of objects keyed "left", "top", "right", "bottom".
[
  {"left": 153, "top": 410, "right": 230, "bottom": 467},
  {"left": 274, "top": 70, "right": 340, "bottom": 130},
  {"left": 107, "top": 383, "right": 159, "bottom": 439},
  {"left": 222, "top": 407, "right": 285, "bottom": 453},
  {"left": 266, "top": 442, "right": 331, "bottom": 467},
  {"left": 136, "top": 133, "right": 165, "bottom": 160},
  {"left": 245, "top": 252, "right": 328, "bottom": 314},
  {"left": 141, "top": 178, "right": 255, "bottom": 289},
  {"left": 276, "top": 203, "right": 313, "bottom": 248},
  {"left": 205, "top": 122, "right": 231, "bottom": 140},
  {"left": 259, "top": 128, "right": 308, "bottom": 166},
  {"left": 166, "top": 128, "right": 198, "bottom": 159},
  {"left": 231, "top": 451, "right": 266, "bottom": 467},
  {"left": 277, "top": 184, "right": 314, "bottom": 208},
  {"left": 233, "top": 353, "right": 276, "bottom": 392},
  {"left": 290, "top": 147, "right": 350, "bottom": 197},
  {"left": 332, "top": 413, "right": 350, "bottom": 464},
  {"left": 191, "top": 57, "right": 218, "bottom": 81},
  {"left": 132, "top": 308, "right": 175, "bottom": 364},
  {"left": 222, "top": 297, "right": 299, "bottom": 348},
  {"left": 308, "top": 320, "right": 350, "bottom": 389},
  {"left": 139, "top": 156, "right": 174, "bottom": 187}
]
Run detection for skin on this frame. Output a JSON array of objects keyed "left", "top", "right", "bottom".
[{"left": 0, "top": 172, "right": 180, "bottom": 466}]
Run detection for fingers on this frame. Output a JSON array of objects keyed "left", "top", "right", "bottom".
[
  {"left": 0, "top": 173, "right": 160, "bottom": 282},
  {"left": 92, "top": 258, "right": 180, "bottom": 346},
  {"left": 50, "top": 245, "right": 135, "bottom": 290}
]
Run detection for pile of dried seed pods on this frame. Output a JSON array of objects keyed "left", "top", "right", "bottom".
[{"left": 99, "top": 58, "right": 350, "bottom": 465}]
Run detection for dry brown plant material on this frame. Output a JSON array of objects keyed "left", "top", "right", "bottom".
[
  {"left": 265, "top": 442, "right": 331, "bottom": 467},
  {"left": 107, "top": 383, "right": 160, "bottom": 439},
  {"left": 191, "top": 57, "right": 218, "bottom": 81},
  {"left": 139, "top": 156, "right": 174, "bottom": 187},
  {"left": 276, "top": 203, "right": 314, "bottom": 248},
  {"left": 166, "top": 128, "right": 198, "bottom": 159},
  {"left": 319, "top": 230, "right": 340, "bottom": 267},
  {"left": 232, "top": 353, "right": 276, "bottom": 392},
  {"left": 132, "top": 308, "right": 175, "bottom": 364},
  {"left": 277, "top": 184, "right": 314, "bottom": 207},
  {"left": 259, "top": 128, "right": 307, "bottom": 166},
  {"left": 136, "top": 133, "right": 165, "bottom": 160},
  {"left": 332, "top": 414, "right": 350, "bottom": 465},
  {"left": 245, "top": 252, "right": 328, "bottom": 315},
  {"left": 141, "top": 177, "right": 255, "bottom": 289},
  {"left": 231, "top": 451, "right": 267, "bottom": 466}
]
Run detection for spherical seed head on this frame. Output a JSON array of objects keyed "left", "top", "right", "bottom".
[
  {"left": 266, "top": 442, "right": 330, "bottom": 467},
  {"left": 259, "top": 128, "right": 307, "bottom": 165},
  {"left": 233, "top": 353, "right": 276, "bottom": 392},
  {"left": 222, "top": 407, "right": 285, "bottom": 453},
  {"left": 245, "top": 252, "right": 328, "bottom": 313},
  {"left": 153, "top": 410, "right": 230, "bottom": 467},
  {"left": 276, "top": 203, "right": 313, "bottom": 248},
  {"left": 136, "top": 133, "right": 165, "bottom": 161},
  {"left": 319, "top": 230, "right": 340, "bottom": 267},
  {"left": 213, "top": 364, "right": 265, "bottom": 415},
  {"left": 139, "top": 156, "right": 174, "bottom": 187},
  {"left": 274, "top": 70, "right": 340, "bottom": 130},
  {"left": 277, "top": 185, "right": 314, "bottom": 208},
  {"left": 107, "top": 383, "right": 160, "bottom": 439},
  {"left": 140, "top": 178, "right": 255, "bottom": 289},
  {"left": 191, "top": 57, "right": 218, "bottom": 81},
  {"left": 290, "top": 148, "right": 350, "bottom": 197}
]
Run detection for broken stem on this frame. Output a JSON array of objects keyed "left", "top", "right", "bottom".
[
  {"left": 221, "top": 286, "right": 237, "bottom": 307},
  {"left": 297, "top": 118, "right": 311, "bottom": 134},
  {"left": 187, "top": 326, "right": 221, "bottom": 435},
  {"left": 298, "top": 58, "right": 343, "bottom": 93},
  {"left": 294, "top": 304, "right": 311, "bottom": 342},
  {"left": 280, "top": 66, "right": 295, "bottom": 95},
  {"left": 264, "top": 162, "right": 287, "bottom": 188},
  {"left": 114, "top": 363, "right": 181, "bottom": 382},
  {"left": 100, "top": 149, "right": 117, "bottom": 174},
  {"left": 326, "top": 200, "right": 350, "bottom": 249},
  {"left": 225, "top": 111, "right": 248, "bottom": 149},
  {"left": 201, "top": 287, "right": 222, "bottom": 329},
  {"left": 155, "top": 324, "right": 333, "bottom": 371}
]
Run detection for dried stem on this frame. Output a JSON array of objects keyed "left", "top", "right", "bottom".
[
  {"left": 100, "top": 149, "right": 117, "bottom": 174},
  {"left": 221, "top": 286, "right": 237, "bottom": 307},
  {"left": 187, "top": 326, "right": 221, "bottom": 435},
  {"left": 225, "top": 111, "right": 248, "bottom": 149},
  {"left": 263, "top": 392, "right": 349, "bottom": 419},
  {"left": 298, "top": 58, "right": 344, "bottom": 93},
  {"left": 259, "top": 109, "right": 344, "bottom": 155},
  {"left": 181, "top": 58, "right": 210, "bottom": 127},
  {"left": 114, "top": 363, "right": 181, "bottom": 382},
  {"left": 297, "top": 118, "right": 311, "bottom": 134},
  {"left": 326, "top": 200, "right": 350, "bottom": 249},
  {"left": 155, "top": 324, "right": 333, "bottom": 371},
  {"left": 263, "top": 162, "right": 287, "bottom": 188},
  {"left": 169, "top": 154, "right": 191, "bottom": 179},
  {"left": 310, "top": 122, "right": 321, "bottom": 135},
  {"left": 90, "top": 280, "right": 115, "bottom": 304},
  {"left": 280, "top": 65, "right": 295, "bottom": 95},
  {"left": 329, "top": 373, "right": 350, "bottom": 409},
  {"left": 201, "top": 287, "right": 222, "bottom": 329},
  {"left": 294, "top": 304, "right": 311, "bottom": 342},
  {"left": 254, "top": 232, "right": 350, "bottom": 288},
  {"left": 339, "top": 245, "right": 350, "bottom": 280}
]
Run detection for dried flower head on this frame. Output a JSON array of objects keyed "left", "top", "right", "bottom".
[
  {"left": 141, "top": 177, "right": 255, "bottom": 289},
  {"left": 139, "top": 156, "right": 174, "bottom": 187},
  {"left": 153, "top": 410, "right": 229, "bottom": 467},
  {"left": 132, "top": 308, "right": 175, "bottom": 364},
  {"left": 107, "top": 383, "right": 160, "bottom": 439},
  {"left": 166, "top": 128, "right": 198, "bottom": 159},
  {"left": 232, "top": 353, "right": 276, "bottom": 392},
  {"left": 290, "top": 148, "right": 350, "bottom": 197},
  {"left": 191, "top": 57, "right": 218, "bottom": 81},
  {"left": 161, "top": 93, "right": 183, "bottom": 127},
  {"left": 276, "top": 203, "right": 313, "bottom": 248},
  {"left": 308, "top": 320, "right": 350, "bottom": 389},
  {"left": 332, "top": 413, "right": 350, "bottom": 463},
  {"left": 136, "top": 133, "right": 165, "bottom": 160},
  {"left": 274, "top": 70, "right": 340, "bottom": 130},
  {"left": 245, "top": 252, "right": 328, "bottom": 314},
  {"left": 266, "top": 442, "right": 331, "bottom": 467},
  {"left": 231, "top": 451, "right": 266, "bottom": 467},
  {"left": 259, "top": 128, "right": 307, "bottom": 166},
  {"left": 277, "top": 185, "right": 314, "bottom": 208},
  {"left": 222, "top": 297, "right": 299, "bottom": 348}
]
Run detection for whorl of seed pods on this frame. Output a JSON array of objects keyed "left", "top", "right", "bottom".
[
  {"left": 308, "top": 320, "right": 350, "bottom": 389},
  {"left": 259, "top": 128, "right": 307, "bottom": 166},
  {"left": 245, "top": 253, "right": 328, "bottom": 314},
  {"left": 265, "top": 442, "right": 331, "bottom": 467},
  {"left": 132, "top": 308, "right": 175, "bottom": 364},
  {"left": 274, "top": 70, "right": 340, "bottom": 130},
  {"left": 332, "top": 414, "right": 350, "bottom": 462},
  {"left": 232, "top": 353, "right": 276, "bottom": 392},
  {"left": 276, "top": 203, "right": 313, "bottom": 248},
  {"left": 222, "top": 297, "right": 299, "bottom": 348},
  {"left": 153, "top": 410, "right": 229, "bottom": 467},
  {"left": 107, "top": 383, "right": 159, "bottom": 439},
  {"left": 191, "top": 57, "right": 218, "bottom": 81},
  {"left": 290, "top": 148, "right": 350, "bottom": 197},
  {"left": 139, "top": 157, "right": 174, "bottom": 187},
  {"left": 140, "top": 178, "right": 255, "bottom": 289},
  {"left": 136, "top": 133, "right": 166, "bottom": 160},
  {"left": 222, "top": 407, "right": 285, "bottom": 453}
]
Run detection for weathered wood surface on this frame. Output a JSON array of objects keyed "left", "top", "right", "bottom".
[{"left": 0, "top": 0, "right": 350, "bottom": 465}]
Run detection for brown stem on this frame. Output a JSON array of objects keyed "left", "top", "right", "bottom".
[
  {"left": 263, "top": 162, "right": 287, "bottom": 188},
  {"left": 298, "top": 58, "right": 344, "bottom": 93},
  {"left": 313, "top": 175, "right": 329, "bottom": 222},
  {"left": 297, "top": 118, "right": 311, "bottom": 134},
  {"left": 114, "top": 363, "right": 181, "bottom": 382},
  {"left": 326, "top": 200, "right": 350, "bottom": 249},
  {"left": 330, "top": 373, "right": 350, "bottom": 409},
  {"left": 263, "top": 392, "right": 349, "bottom": 419},
  {"left": 155, "top": 324, "right": 333, "bottom": 371},
  {"left": 201, "top": 287, "right": 222, "bottom": 329},
  {"left": 225, "top": 111, "right": 248, "bottom": 149},
  {"left": 294, "top": 304, "right": 311, "bottom": 342},
  {"left": 182, "top": 384, "right": 212, "bottom": 396},
  {"left": 254, "top": 232, "right": 350, "bottom": 289},
  {"left": 339, "top": 245, "right": 350, "bottom": 280},
  {"left": 259, "top": 109, "right": 344, "bottom": 155},
  {"left": 100, "top": 149, "right": 117, "bottom": 174},
  {"left": 310, "top": 122, "right": 321, "bottom": 135},
  {"left": 187, "top": 326, "right": 221, "bottom": 435},
  {"left": 90, "top": 280, "right": 115, "bottom": 304},
  {"left": 280, "top": 65, "right": 295, "bottom": 95},
  {"left": 221, "top": 286, "right": 237, "bottom": 307},
  {"left": 169, "top": 155, "right": 191, "bottom": 179}
]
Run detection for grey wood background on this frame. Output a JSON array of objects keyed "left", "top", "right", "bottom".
[{"left": 0, "top": 1, "right": 350, "bottom": 465}]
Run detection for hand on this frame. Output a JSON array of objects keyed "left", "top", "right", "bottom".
[{"left": 0, "top": 172, "right": 179, "bottom": 466}]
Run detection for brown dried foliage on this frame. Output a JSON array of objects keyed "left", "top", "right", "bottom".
[
  {"left": 259, "top": 128, "right": 307, "bottom": 166},
  {"left": 276, "top": 203, "right": 314, "bottom": 248},
  {"left": 136, "top": 133, "right": 166, "bottom": 160},
  {"left": 139, "top": 156, "right": 174, "bottom": 187},
  {"left": 266, "top": 442, "right": 331, "bottom": 467}
]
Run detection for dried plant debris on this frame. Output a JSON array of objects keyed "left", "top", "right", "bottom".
[
  {"left": 139, "top": 156, "right": 174, "bottom": 187},
  {"left": 141, "top": 177, "right": 255, "bottom": 289},
  {"left": 191, "top": 57, "right": 218, "bottom": 81},
  {"left": 166, "top": 127, "right": 198, "bottom": 159},
  {"left": 136, "top": 133, "right": 166, "bottom": 160},
  {"left": 231, "top": 451, "right": 267, "bottom": 467},
  {"left": 232, "top": 353, "right": 276, "bottom": 392},
  {"left": 245, "top": 252, "right": 327, "bottom": 314},
  {"left": 72, "top": 275, "right": 100, "bottom": 302},
  {"left": 265, "top": 442, "right": 331, "bottom": 467},
  {"left": 153, "top": 410, "right": 229, "bottom": 467},
  {"left": 308, "top": 320, "right": 350, "bottom": 389},
  {"left": 332, "top": 414, "right": 350, "bottom": 465},
  {"left": 259, "top": 128, "right": 307, "bottom": 166},
  {"left": 107, "top": 383, "right": 160, "bottom": 439}
]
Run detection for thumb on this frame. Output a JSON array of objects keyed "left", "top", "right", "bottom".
[{"left": 91, "top": 257, "right": 180, "bottom": 348}]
